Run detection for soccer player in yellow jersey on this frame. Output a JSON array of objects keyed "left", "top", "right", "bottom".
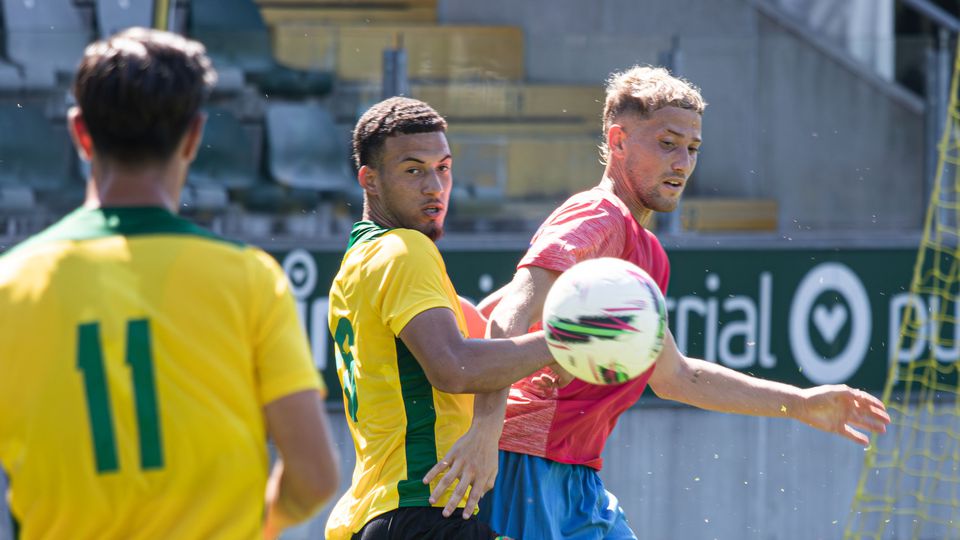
[
  {"left": 0, "top": 28, "right": 338, "bottom": 540},
  {"left": 325, "top": 97, "right": 558, "bottom": 539}
]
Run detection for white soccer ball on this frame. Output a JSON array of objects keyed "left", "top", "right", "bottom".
[{"left": 542, "top": 257, "right": 667, "bottom": 385}]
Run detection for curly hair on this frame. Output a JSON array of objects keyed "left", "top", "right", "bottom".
[
  {"left": 600, "top": 66, "right": 706, "bottom": 162},
  {"left": 352, "top": 96, "right": 447, "bottom": 169}
]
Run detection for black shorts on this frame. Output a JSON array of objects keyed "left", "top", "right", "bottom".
[{"left": 352, "top": 507, "right": 509, "bottom": 540}]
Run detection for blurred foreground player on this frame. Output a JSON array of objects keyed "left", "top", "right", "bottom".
[{"left": 0, "top": 28, "right": 338, "bottom": 540}]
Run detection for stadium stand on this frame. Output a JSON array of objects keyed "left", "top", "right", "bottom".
[
  {"left": 413, "top": 83, "right": 602, "bottom": 123},
  {"left": 191, "top": 107, "right": 261, "bottom": 192},
  {"left": 0, "top": 7, "right": 22, "bottom": 91},
  {"left": 185, "top": 106, "right": 258, "bottom": 212},
  {"left": 255, "top": 0, "right": 437, "bottom": 23},
  {"left": 255, "top": 0, "right": 438, "bottom": 25},
  {"left": 94, "top": 0, "right": 153, "bottom": 38},
  {"left": 0, "top": 102, "right": 75, "bottom": 226},
  {"left": 1, "top": 0, "right": 93, "bottom": 89},
  {"left": 0, "top": 0, "right": 780, "bottom": 242},
  {"left": 273, "top": 24, "right": 525, "bottom": 83},
  {"left": 264, "top": 101, "right": 357, "bottom": 201},
  {"left": 188, "top": 0, "right": 334, "bottom": 97},
  {"left": 679, "top": 198, "right": 779, "bottom": 232}
]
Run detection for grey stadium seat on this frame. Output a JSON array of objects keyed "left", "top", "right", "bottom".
[
  {"left": 190, "top": 107, "right": 259, "bottom": 191},
  {"left": 95, "top": 0, "right": 153, "bottom": 38},
  {"left": 191, "top": 106, "right": 328, "bottom": 214},
  {"left": 1, "top": 0, "right": 93, "bottom": 89},
  {"left": 0, "top": 103, "right": 73, "bottom": 208},
  {"left": 265, "top": 101, "right": 356, "bottom": 198},
  {"left": 188, "top": 0, "right": 333, "bottom": 96}
]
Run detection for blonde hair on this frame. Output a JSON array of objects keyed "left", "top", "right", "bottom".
[{"left": 600, "top": 65, "right": 706, "bottom": 162}]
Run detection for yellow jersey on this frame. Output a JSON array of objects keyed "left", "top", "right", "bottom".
[
  {"left": 325, "top": 221, "right": 473, "bottom": 539},
  {"left": 0, "top": 207, "right": 323, "bottom": 540}
]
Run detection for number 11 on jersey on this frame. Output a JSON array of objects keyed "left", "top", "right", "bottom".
[{"left": 77, "top": 319, "right": 164, "bottom": 474}]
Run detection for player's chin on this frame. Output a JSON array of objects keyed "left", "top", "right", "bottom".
[
  {"left": 650, "top": 196, "right": 681, "bottom": 213},
  {"left": 425, "top": 221, "right": 445, "bottom": 241}
]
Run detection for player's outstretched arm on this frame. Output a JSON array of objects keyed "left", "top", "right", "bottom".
[
  {"left": 647, "top": 332, "right": 891, "bottom": 445},
  {"left": 262, "top": 389, "right": 340, "bottom": 539},
  {"left": 398, "top": 310, "right": 553, "bottom": 394}
]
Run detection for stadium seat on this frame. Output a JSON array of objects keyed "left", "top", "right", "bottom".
[
  {"left": 0, "top": 61, "right": 22, "bottom": 91},
  {"left": 188, "top": 0, "right": 333, "bottom": 97},
  {"left": 256, "top": 0, "right": 437, "bottom": 25},
  {"left": 0, "top": 103, "right": 73, "bottom": 197},
  {"left": 448, "top": 137, "right": 507, "bottom": 203},
  {"left": 273, "top": 24, "right": 524, "bottom": 83},
  {"left": 680, "top": 199, "right": 779, "bottom": 232},
  {"left": 1, "top": 0, "right": 93, "bottom": 89},
  {"left": 186, "top": 106, "right": 263, "bottom": 211},
  {"left": 95, "top": 0, "right": 154, "bottom": 38},
  {"left": 190, "top": 107, "right": 259, "bottom": 191},
  {"left": 264, "top": 101, "right": 357, "bottom": 201}
]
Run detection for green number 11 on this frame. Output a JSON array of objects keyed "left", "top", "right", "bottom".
[{"left": 77, "top": 319, "right": 164, "bottom": 474}]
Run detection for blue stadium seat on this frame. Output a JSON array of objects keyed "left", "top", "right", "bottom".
[
  {"left": 187, "top": 106, "right": 330, "bottom": 215},
  {"left": 264, "top": 101, "right": 357, "bottom": 199},
  {"left": 0, "top": 103, "right": 72, "bottom": 191},
  {"left": 1, "top": 0, "right": 93, "bottom": 89},
  {"left": 190, "top": 107, "right": 259, "bottom": 191},
  {"left": 0, "top": 103, "right": 77, "bottom": 214},
  {"left": 0, "top": 61, "right": 22, "bottom": 92},
  {"left": 188, "top": 0, "right": 333, "bottom": 97},
  {"left": 95, "top": 0, "right": 153, "bottom": 38},
  {"left": 185, "top": 106, "right": 263, "bottom": 211}
]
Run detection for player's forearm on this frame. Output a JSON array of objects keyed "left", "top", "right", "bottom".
[
  {"left": 437, "top": 332, "right": 553, "bottom": 393},
  {"left": 264, "top": 461, "right": 334, "bottom": 537},
  {"left": 654, "top": 355, "right": 804, "bottom": 418},
  {"left": 487, "top": 289, "right": 538, "bottom": 340},
  {"left": 471, "top": 388, "right": 508, "bottom": 436}
]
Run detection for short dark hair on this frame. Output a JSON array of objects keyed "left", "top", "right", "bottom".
[
  {"left": 72, "top": 27, "right": 217, "bottom": 165},
  {"left": 352, "top": 97, "right": 447, "bottom": 169}
]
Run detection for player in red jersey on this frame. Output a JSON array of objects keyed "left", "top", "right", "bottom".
[{"left": 458, "top": 65, "right": 891, "bottom": 540}]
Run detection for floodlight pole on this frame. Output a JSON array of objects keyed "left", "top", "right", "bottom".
[
  {"left": 382, "top": 33, "right": 410, "bottom": 99},
  {"left": 153, "top": 0, "right": 176, "bottom": 32}
]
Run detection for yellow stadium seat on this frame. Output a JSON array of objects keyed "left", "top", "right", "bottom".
[
  {"left": 680, "top": 199, "right": 779, "bottom": 232},
  {"left": 272, "top": 24, "right": 524, "bottom": 82}
]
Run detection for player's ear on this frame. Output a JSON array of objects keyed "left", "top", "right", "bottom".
[
  {"left": 67, "top": 107, "right": 94, "bottom": 161},
  {"left": 358, "top": 165, "right": 378, "bottom": 195},
  {"left": 607, "top": 124, "right": 626, "bottom": 156},
  {"left": 181, "top": 112, "right": 206, "bottom": 162}
]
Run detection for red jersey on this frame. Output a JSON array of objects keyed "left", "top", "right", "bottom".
[{"left": 499, "top": 188, "right": 670, "bottom": 470}]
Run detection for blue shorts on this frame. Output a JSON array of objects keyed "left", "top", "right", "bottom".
[{"left": 478, "top": 450, "right": 637, "bottom": 540}]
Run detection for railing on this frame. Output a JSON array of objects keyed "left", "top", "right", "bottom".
[{"left": 901, "top": 0, "right": 959, "bottom": 207}]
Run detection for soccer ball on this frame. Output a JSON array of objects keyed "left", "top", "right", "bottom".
[{"left": 542, "top": 257, "right": 667, "bottom": 385}]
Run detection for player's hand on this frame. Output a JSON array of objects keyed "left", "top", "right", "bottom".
[
  {"left": 796, "top": 384, "right": 891, "bottom": 445},
  {"left": 530, "top": 363, "right": 576, "bottom": 393},
  {"left": 422, "top": 422, "right": 500, "bottom": 519}
]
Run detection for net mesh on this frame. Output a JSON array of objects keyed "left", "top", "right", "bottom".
[{"left": 845, "top": 40, "right": 960, "bottom": 540}]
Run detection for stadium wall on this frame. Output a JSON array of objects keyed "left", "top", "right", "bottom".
[{"left": 269, "top": 407, "right": 867, "bottom": 539}]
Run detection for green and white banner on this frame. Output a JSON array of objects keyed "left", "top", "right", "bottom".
[{"left": 275, "top": 247, "right": 925, "bottom": 395}]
